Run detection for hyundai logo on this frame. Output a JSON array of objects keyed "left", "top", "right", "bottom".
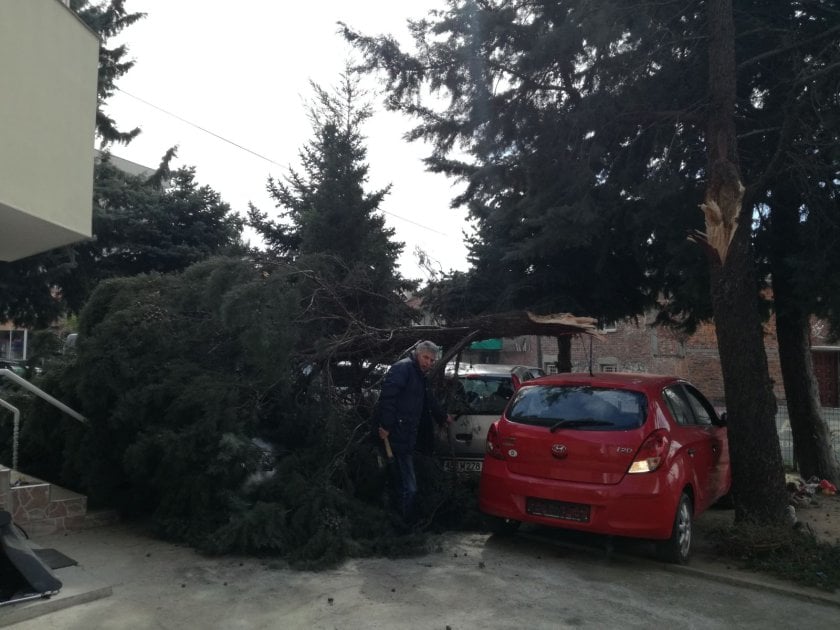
[{"left": 551, "top": 444, "right": 568, "bottom": 459}]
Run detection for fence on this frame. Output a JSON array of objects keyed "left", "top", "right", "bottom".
[{"left": 775, "top": 405, "right": 840, "bottom": 468}]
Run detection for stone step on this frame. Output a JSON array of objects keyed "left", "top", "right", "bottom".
[{"left": 0, "top": 465, "right": 105, "bottom": 536}]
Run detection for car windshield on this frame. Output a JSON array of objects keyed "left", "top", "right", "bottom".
[{"left": 507, "top": 385, "right": 647, "bottom": 430}]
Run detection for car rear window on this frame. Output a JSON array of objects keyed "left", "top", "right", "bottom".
[
  {"left": 457, "top": 375, "right": 515, "bottom": 415},
  {"left": 506, "top": 385, "right": 647, "bottom": 430}
]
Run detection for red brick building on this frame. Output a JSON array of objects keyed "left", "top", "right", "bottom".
[{"left": 466, "top": 313, "right": 839, "bottom": 410}]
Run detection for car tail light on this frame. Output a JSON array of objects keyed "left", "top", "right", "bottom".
[
  {"left": 486, "top": 423, "right": 505, "bottom": 460},
  {"left": 628, "top": 429, "right": 670, "bottom": 474}
]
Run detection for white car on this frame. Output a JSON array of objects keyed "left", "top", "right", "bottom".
[{"left": 436, "top": 364, "right": 545, "bottom": 472}]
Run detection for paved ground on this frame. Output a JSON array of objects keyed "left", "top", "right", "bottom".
[{"left": 2, "top": 515, "right": 839, "bottom": 630}]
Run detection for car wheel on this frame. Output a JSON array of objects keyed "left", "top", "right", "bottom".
[
  {"left": 486, "top": 515, "right": 521, "bottom": 536},
  {"left": 656, "top": 492, "right": 693, "bottom": 564}
]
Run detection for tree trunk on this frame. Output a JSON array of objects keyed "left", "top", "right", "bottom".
[
  {"left": 776, "top": 306, "right": 840, "bottom": 484},
  {"left": 555, "top": 335, "right": 572, "bottom": 373},
  {"left": 703, "top": 0, "right": 788, "bottom": 524},
  {"left": 769, "top": 183, "right": 840, "bottom": 485}
]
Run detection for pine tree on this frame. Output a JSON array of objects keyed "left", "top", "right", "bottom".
[
  {"left": 343, "top": 0, "right": 840, "bottom": 524},
  {"left": 70, "top": 0, "right": 144, "bottom": 145},
  {"left": 739, "top": 1, "right": 840, "bottom": 485},
  {"left": 249, "top": 71, "right": 413, "bottom": 337}
]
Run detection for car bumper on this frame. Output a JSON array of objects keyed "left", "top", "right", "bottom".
[{"left": 478, "top": 457, "right": 678, "bottom": 540}]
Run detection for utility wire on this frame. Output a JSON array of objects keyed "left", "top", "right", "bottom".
[
  {"left": 117, "top": 87, "right": 285, "bottom": 167},
  {"left": 115, "top": 87, "right": 451, "bottom": 237}
]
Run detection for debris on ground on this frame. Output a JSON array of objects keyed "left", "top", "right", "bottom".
[{"left": 786, "top": 474, "right": 837, "bottom": 509}]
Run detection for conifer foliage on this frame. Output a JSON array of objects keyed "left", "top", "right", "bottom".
[
  {"left": 344, "top": 0, "right": 839, "bottom": 524},
  {"left": 70, "top": 0, "right": 144, "bottom": 145},
  {"left": 10, "top": 73, "right": 456, "bottom": 566},
  {"left": 249, "top": 72, "right": 416, "bottom": 344},
  {"left": 0, "top": 151, "right": 244, "bottom": 327},
  {"left": 15, "top": 257, "right": 458, "bottom": 565}
]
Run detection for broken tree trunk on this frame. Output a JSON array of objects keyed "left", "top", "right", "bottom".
[
  {"left": 555, "top": 336, "right": 572, "bottom": 373},
  {"left": 700, "top": 0, "right": 788, "bottom": 525}
]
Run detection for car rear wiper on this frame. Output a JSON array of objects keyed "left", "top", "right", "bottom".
[{"left": 549, "top": 418, "right": 615, "bottom": 432}]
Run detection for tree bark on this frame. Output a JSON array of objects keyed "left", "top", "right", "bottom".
[
  {"left": 555, "top": 335, "right": 572, "bottom": 373},
  {"left": 776, "top": 306, "right": 840, "bottom": 484},
  {"left": 769, "top": 183, "right": 840, "bottom": 485},
  {"left": 703, "top": 0, "right": 788, "bottom": 524}
]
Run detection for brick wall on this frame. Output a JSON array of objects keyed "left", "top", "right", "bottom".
[{"left": 492, "top": 312, "right": 808, "bottom": 408}]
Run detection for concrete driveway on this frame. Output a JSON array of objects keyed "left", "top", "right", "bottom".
[{"left": 2, "top": 522, "right": 839, "bottom": 629}]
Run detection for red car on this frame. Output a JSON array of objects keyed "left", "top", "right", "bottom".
[{"left": 478, "top": 373, "right": 731, "bottom": 563}]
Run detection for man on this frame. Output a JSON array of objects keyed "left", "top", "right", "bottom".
[{"left": 377, "top": 340, "right": 451, "bottom": 522}]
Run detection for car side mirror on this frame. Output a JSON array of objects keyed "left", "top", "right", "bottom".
[{"left": 716, "top": 411, "right": 728, "bottom": 427}]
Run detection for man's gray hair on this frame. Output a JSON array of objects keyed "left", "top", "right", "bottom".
[{"left": 414, "top": 340, "right": 440, "bottom": 356}]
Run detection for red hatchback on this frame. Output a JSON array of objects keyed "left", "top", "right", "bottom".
[{"left": 478, "top": 373, "right": 730, "bottom": 563}]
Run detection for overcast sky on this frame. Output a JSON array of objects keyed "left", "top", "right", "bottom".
[{"left": 105, "top": 0, "right": 470, "bottom": 278}]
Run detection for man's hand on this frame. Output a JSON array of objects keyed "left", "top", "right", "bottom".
[{"left": 378, "top": 427, "right": 389, "bottom": 440}]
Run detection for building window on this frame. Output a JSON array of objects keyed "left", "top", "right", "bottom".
[
  {"left": 601, "top": 363, "right": 618, "bottom": 373},
  {"left": 1, "top": 328, "right": 28, "bottom": 361},
  {"left": 599, "top": 320, "right": 617, "bottom": 333},
  {"left": 544, "top": 362, "right": 559, "bottom": 375}
]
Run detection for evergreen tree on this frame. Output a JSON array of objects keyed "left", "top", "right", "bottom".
[
  {"left": 344, "top": 0, "right": 840, "bottom": 523},
  {"left": 740, "top": 1, "right": 840, "bottom": 484},
  {"left": 70, "top": 0, "right": 144, "bottom": 145},
  {"left": 346, "top": 0, "right": 712, "bottom": 353},
  {"left": 695, "top": 0, "right": 787, "bottom": 523},
  {"left": 0, "top": 151, "right": 245, "bottom": 326},
  {"left": 248, "top": 71, "right": 414, "bottom": 340}
]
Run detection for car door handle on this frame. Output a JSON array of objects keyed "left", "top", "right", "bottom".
[
  {"left": 455, "top": 433, "right": 473, "bottom": 443},
  {"left": 687, "top": 448, "right": 696, "bottom": 456}
]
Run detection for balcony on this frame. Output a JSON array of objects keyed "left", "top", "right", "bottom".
[{"left": 0, "top": 0, "right": 99, "bottom": 262}]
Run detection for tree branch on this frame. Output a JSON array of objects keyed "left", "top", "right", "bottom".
[{"left": 738, "top": 24, "right": 840, "bottom": 70}]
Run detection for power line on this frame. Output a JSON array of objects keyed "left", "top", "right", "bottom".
[
  {"left": 117, "top": 87, "right": 286, "bottom": 167},
  {"left": 115, "top": 87, "right": 453, "bottom": 237}
]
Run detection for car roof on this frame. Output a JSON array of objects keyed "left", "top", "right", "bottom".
[
  {"left": 529, "top": 372, "right": 683, "bottom": 391},
  {"left": 447, "top": 363, "right": 542, "bottom": 377}
]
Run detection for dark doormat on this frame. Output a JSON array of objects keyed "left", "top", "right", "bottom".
[{"left": 33, "top": 548, "right": 77, "bottom": 570}]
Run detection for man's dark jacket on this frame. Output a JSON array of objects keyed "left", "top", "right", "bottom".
[{"left": 377, "top": 356, "right": 445, "bottom": 455}]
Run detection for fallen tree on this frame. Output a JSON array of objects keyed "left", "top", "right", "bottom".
[{"left": 305, "top": 310, "right": 599, "bottom": 367}]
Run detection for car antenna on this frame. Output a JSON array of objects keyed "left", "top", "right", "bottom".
[{"left": 588, "top": 335, "right": 594, "bottom": 377}]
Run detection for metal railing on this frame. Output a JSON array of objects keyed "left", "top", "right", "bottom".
[
  {"left": 0, "top": 398, "right": 20, "bottom": 470},
  {"left": 0, "top": 368, "right": 87, "bottom": 471}
]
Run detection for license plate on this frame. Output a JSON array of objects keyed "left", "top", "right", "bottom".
[
  {"left": 526, "top": 497, "right": 591, "bottom": 522},
  {"left": 442, "top": 459, "right": 483, "bottom": 473}
]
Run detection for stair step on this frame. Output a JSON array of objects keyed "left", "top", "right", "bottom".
[
  {"left": 11, "top": 481, "right": 51, "bottom": 518},
  {"left": 1, "top": 465, "right": 97, "bottom": 536}
]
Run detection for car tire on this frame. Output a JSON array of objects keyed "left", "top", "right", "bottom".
[
  {"left": 656, "top": 492, "right": 693, "bottom": 564},
  {"left": 485, "top": 515, "right": 521, "bottom": 536}
]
